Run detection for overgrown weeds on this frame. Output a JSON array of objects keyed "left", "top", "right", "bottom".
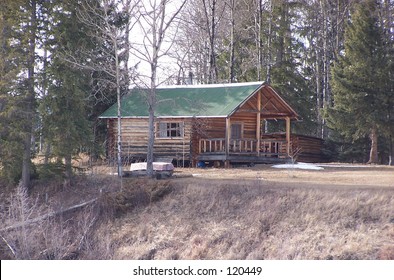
[
  {"left": 108, "top": 179, "right": 394, "bottom": 260},
  {"left": 1, "top": 173, "right": 393, "bottom": 260},
  {"left": 0, "top": 176, "right": 174, "bottom": 259},
  {"left": 0, "top": 181, "right": 103, "bottom": 259}
]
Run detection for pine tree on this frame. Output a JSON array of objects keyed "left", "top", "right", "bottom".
[
  {"left": 268, "top": 0, "right": 316, "bottom": 135},
  {"left": 327, "top": 0, "right": 388, "bottom": 164},
  {"left": 380, "top": 0, "right": 394, "bottom": 165},
  {"left": 39, "top": 1, "right": 93, "bottom": 184},
  {"left": 0, "top": 0, "right": 37, "bottom": 186}
]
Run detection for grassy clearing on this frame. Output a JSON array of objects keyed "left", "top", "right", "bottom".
[
  {"left": 1, "top": 165, "right": 393, "bottom": 259},
  {"left": 105, "top": 177, "right": 394, "bottom": 260}
]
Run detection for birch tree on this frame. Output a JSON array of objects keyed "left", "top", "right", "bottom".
[
  {"left": 175, "top": 0, "right": 212, "bottom": 84},
  {"left": 132, "top": 0, "right": 186, "bottom": 177},
  {"left": 228, "top": 0, "right": 236, "bottom": 83},
  {"left": 306, "top": 0, "right": 353, "bottom": 138},
  {"left": 66, "top": 0, "right": 139, "bottom": 179}
]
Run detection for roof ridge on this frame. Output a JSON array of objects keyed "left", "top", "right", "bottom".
[{"left": 155, "top": 81, "right": 265, "bottom": 89}]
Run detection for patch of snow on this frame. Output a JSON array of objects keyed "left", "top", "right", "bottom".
[
  {"left": 271, "top": 162, "right": 324, "bottom": 170},
  {"left": 316, "top": 164, "right": 370, "bottom": 168}
]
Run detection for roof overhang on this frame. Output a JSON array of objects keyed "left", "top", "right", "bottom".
[
  {"left": 98, "top": 115, "right": 229, "bottom": 119},
  {"left": 98, "top": 81, "right": 300, "bottom": 120},
  {"left": 227, "top": 83, "right": 300, "bottom": 120},
  {"left": 227, "top": 82, "right": 266, "bottom": 117}
]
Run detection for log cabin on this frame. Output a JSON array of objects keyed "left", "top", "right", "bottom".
[{"left": 99, "top": 81, "right": 323, "bottom": 167}]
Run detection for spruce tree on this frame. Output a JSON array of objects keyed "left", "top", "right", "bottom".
[
  {"left": 327, "top": 0, "right": 388, "bottom": 164},
  {"left": 39, "top": 1, "right": 93, "bottom": 184},
  {"left": 0, "top": 0, "right": 37, "bottom": 186},
  {"left": 269, "top": 0, "right": 316, "bottom": 135}
]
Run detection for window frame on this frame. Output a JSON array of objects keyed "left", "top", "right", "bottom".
[
  {"left": 230, "top": 122, "right": 243, "bottom": 139},
  {"left": 156, "top": 121, "right": 185, "bottom": 139}
]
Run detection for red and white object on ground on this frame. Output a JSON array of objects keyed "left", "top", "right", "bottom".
[{"left": 129, "top": 162, "right": 174, "bottom": 172}]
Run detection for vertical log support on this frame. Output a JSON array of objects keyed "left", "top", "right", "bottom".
[
  {"left": 225, "top": 117, "right": 231, "bottom": 168},
  {"left": 256, "top": 90, "right": 261, "bottom": 156},
  {"left": 286, "top": 117, "right": 291, "bottom": 156}
]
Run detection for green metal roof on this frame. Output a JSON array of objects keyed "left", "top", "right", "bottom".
[{"left": 99, "top": 82, "right": 265, "bottom": 118}]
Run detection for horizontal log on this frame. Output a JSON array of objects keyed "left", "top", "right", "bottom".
[{"left": 0, "top": 198, "right": 98, "bottom": 233}]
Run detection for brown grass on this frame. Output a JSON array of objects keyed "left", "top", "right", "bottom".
[
  {"left": 1, "top": 164, "right": 393, "bottom": 260},
  {"left": 106, "top": 176, "right": 394, "bottom": 260}
]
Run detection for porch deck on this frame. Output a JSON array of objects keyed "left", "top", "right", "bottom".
[
  {"left": 197, "top": 133, "right": 324, "bottom": 164},
  {"left": 197, "top": 137, "right": 291, "bottom": 164}
]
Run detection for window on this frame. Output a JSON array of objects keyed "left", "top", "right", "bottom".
[
  {"left": 231, "top": 123, "right": 242, "bottom": 139},
  {"left": 157, "top": 122, "right": 184, "bottom": 138}
]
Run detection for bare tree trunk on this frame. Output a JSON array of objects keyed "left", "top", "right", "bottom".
[
  {"left": 266, "top": 0, "right": 272, "bottom": 83},
  {"left": 202, "top": 0, "right": 218, "bottom": 83},
  {"left": 209, "top": 0, "right": 218, "bottom": 83},
  {"left": 255, "top": 0, "right": 263, "bottom": 81},
  {"left": 228, "top": 0, "right": 235, "bottom": 83},
  {"left": 44, "top": 143, "right": 51, "bottom": 165},
  {"left": 368, "top": 126, "right": 379, "bottom": 164},
  {"left": 145, "top": 1, "right": 159, "bottom": 177},
  {"left": 146, "top": 54, "right": 158, "bottom": 177},
  {"left": 115, "top": 36, "right": 123, "bottom": 179},
  {"left": 315, "top": 44, "right": 323, "bottom": 138},
  {"left": 137, "top": 0, "right": 186, "bottom": 177},
  {"left": 21, "top": 0, "right": 37, "bottom": 190},
  {"left": 123, "top": 0, "right": 132, "bottom": 91},
  {"left": 146, "top": 95, "right": 155, "bottom": 177},
  {"left": 64, "top": 153, "right": 72, "bottom": 187},
  {"left": 320, "top": 0, "right": 330, "bottom": 139},
  {"left": 39, "top": 46, "right": 47, "bottom": 155},
  {"left": 389, "top": 134, "right": 393, "bottom": 166}
]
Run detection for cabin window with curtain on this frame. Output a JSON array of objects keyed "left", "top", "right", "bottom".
[{"left": 157, "top": 122, "right": 184, "bottom": 138}]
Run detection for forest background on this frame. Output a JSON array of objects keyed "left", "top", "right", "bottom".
[{"left": 0, "top": 0, "right": 393, "bottom": 189}]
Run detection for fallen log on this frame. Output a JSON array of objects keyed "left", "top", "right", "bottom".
[{"left": 0, "top": 198, "right": 98, "bottom": 233}]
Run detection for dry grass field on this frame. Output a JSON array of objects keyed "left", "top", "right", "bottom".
[{"left": 1, "top": 163, "right": 394, "bottom": 260}]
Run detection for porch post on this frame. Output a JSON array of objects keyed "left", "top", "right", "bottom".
[
  {"left": 256, "top": 90, "right": 261, "bottom": 156},
  {"left": 225, "top": 117, "right": 231, "bottom": 168},
  {"left": 286, "top": 116, "right": 291, "bottom": 156}
]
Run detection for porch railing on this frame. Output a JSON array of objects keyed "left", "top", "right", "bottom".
[
  {"left": 199, "top": 138, "right": 227, "bottom": 153},
  {"left": 199, "top": 138, "right": 288, "bottom": 156}
]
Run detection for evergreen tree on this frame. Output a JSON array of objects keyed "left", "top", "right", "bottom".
[
  {"left": 380, "top": 0, "right": 394, "bottom": 165},
  {"left": 268, "top": 0, "right": 317, "bottom": 135},
  {"left": 0, "top": 0, "right": 37, "bottom": 186},
  {"left": 39, "top": 1, "right": 94, "bottom": 184},
  {"left": 1, "top": 0, "right": 98, "bottom": 186},
  {"left": 327, "top": 0, "right": 389, "bottom": 163}
]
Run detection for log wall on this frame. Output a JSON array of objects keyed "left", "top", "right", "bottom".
[
  {"left": 291, "top": 134, "right": 324, "bottom": 163},
  {"left": 230, "top": 111, "right": 259, "bottom": 139},
  {"left": 107, "top": 118, "right": 193, "bottom": 162},
  {"left": 261, "top": 133, "right": 324, "bottom": 162}
]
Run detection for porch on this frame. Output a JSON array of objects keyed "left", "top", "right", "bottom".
[
  {"left": 197, "top": 136, "right": 291, "bottom": 164},
  {"left": 197, "top": 133, "right": 324, "bottom": 164}
]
